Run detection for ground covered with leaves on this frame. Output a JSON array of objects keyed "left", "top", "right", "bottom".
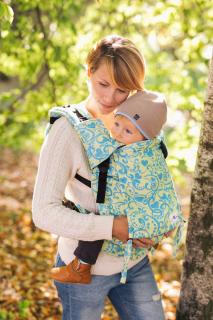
[{"left": 0, "top": 149, "right": 189, "bottom": 320}]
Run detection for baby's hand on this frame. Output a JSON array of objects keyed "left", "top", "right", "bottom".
[
  {"left": 133, "top": 228, "right": 176, "bottom": 250},
  {"left": 132, "top": 238, "right": 154, "bottom": 249},
  {"left": 164, "top": 229, "right": 175, "bottom": 238}
]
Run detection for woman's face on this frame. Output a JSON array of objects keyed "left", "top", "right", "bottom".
[{"left": 88, "top": 63, "right": 130, "bottom": 114}]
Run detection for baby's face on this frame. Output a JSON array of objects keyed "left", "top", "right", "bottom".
[{"left": 110, "top": 114, "right": 144, "bottom": 145}]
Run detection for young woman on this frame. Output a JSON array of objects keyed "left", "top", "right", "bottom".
[{"left": 32, "top": 35, "right": 165, "bottom": 320}]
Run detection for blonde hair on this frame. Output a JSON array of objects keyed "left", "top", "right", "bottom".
[{"left": 86, "top": 35, "right": 146, "bottom": 91}]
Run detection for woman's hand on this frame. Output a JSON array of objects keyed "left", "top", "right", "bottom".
[{"left": 112, "top": 216, "right": 129, "bottom": 243}]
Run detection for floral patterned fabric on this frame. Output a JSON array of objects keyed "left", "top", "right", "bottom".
[{"left": 47, "top": 105, "right": 184, "bottom": 282}]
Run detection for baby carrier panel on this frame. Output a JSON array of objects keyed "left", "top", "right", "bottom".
[
  {"left": 76, "top": 120, "right": 183, "bottom": 246},
  {"left": 47, "top": 105, "right": 185, "bottom": 282}
]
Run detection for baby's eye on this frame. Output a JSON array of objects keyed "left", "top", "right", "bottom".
[
  {"left": 114, "top": 122, "right": 119, "bottom": 127},
  {"left": 126, "top": 129, "right": 132, "bottom": 134}
]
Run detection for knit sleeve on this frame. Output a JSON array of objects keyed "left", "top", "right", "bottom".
[{"left": 32, "top": 117, "right": 113, "bottom": 241}]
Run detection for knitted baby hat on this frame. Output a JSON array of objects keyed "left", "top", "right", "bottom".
[{"left": 116, "top": 90, "right": 167, "bottom": 139}]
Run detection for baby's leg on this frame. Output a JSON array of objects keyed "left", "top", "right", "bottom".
[
  {"left": 74, "top": 240, "right": 104, "bottom": 265},
  {"left": 50, "top": 199, "right": 104, "bottom": 284}
]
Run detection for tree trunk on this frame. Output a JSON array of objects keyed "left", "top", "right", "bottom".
[{"left": 176, "top": 54, "right": 213, "bottom": 319}]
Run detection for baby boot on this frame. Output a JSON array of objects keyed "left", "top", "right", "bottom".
[{"left": 50, "top": 257, "right": 92, "bottom": 284}]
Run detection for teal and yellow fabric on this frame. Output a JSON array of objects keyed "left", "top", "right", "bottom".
[{"left": 47, "top": 106, "right": 184, "bottom": 283}]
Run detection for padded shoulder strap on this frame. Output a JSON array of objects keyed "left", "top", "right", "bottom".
[
  {"left": 73, "top": 109, "right": 88, "bottom": 122},
  {"left": 48, "top": 106, "right": 113, "bottom": 203},
  {"left": 49, "top": 105, "right": 88, "bottom": 125}
]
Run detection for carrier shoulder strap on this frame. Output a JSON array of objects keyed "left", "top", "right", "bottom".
[
  {"left": 160, "top": 141, "right": 168, "bottom": 159},
  {"left": 50, "top": 105, "right": 71, "bottom": 124},
  {"left": 72, "top": 108, "right": 111, "bottom": 203},
  {"left": 96, "top": 157, "right": 110, "bottom": 203},
  {"left": 73, "top": 109, "right": 88, "bottom": 121},
  {"left": 49, "top": 106, "right": 109, "bottom": 203}
]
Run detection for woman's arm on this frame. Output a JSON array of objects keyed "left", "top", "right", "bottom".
[{"left": 32, "top": 117, "right": 114, "bottom": 241}]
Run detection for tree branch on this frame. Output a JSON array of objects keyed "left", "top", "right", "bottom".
[
  {"left": 35, "top": 5, "right": 57, "bottom": 103},
  {"left": 1, "top": 64, "right": 48, "bottom": 118}
]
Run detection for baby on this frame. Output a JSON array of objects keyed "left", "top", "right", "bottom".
[{"left": 50, "top": 91, "right": 181, "bottom": 284}]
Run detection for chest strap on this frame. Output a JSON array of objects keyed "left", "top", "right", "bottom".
[
  {"left": 75, "top": 158, "right": 110, "bottom": 204},
  {"left": 75, "top": 173, "right": 91, "bottom": 188}
]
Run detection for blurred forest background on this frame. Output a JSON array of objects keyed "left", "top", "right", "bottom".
[{"left": 0, "top": 0, "right": 212, "bottom": 319}]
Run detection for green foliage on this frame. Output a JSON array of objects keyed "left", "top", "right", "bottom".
[
  {"left": 0, "top": 1, "right": 14, "bottom": 30},
  {"left": 0, "top": 300, "right": 31, "bottom": 319},
  {"left": 0, "top": 310, "right": 15, "bottom": 320},
  {"left": 18, "top": 300, "right": 31, "bottom": 319},
  {"left": 0, "top": 0, "right": 212, "bottom": 176}
]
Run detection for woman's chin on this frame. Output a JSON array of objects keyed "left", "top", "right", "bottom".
[{"left": 99, "top": 103, "right": 115, "bottom": 114}]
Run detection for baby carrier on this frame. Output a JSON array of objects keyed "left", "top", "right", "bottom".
[{"left": 47, "top": 104, "right": 185, "bottom": 283}]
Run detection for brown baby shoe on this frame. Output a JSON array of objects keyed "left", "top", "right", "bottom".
[{"left": 50, "top": 257, "right": 92, "bottom": 284}]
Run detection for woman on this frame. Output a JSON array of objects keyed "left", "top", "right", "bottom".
[{"left": 32, "top": 35, "right": 165, "bottom": 320}]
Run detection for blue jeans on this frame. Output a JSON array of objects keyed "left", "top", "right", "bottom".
[{"left": 54, "top": 254, "right": 165, "bottom": 320}]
